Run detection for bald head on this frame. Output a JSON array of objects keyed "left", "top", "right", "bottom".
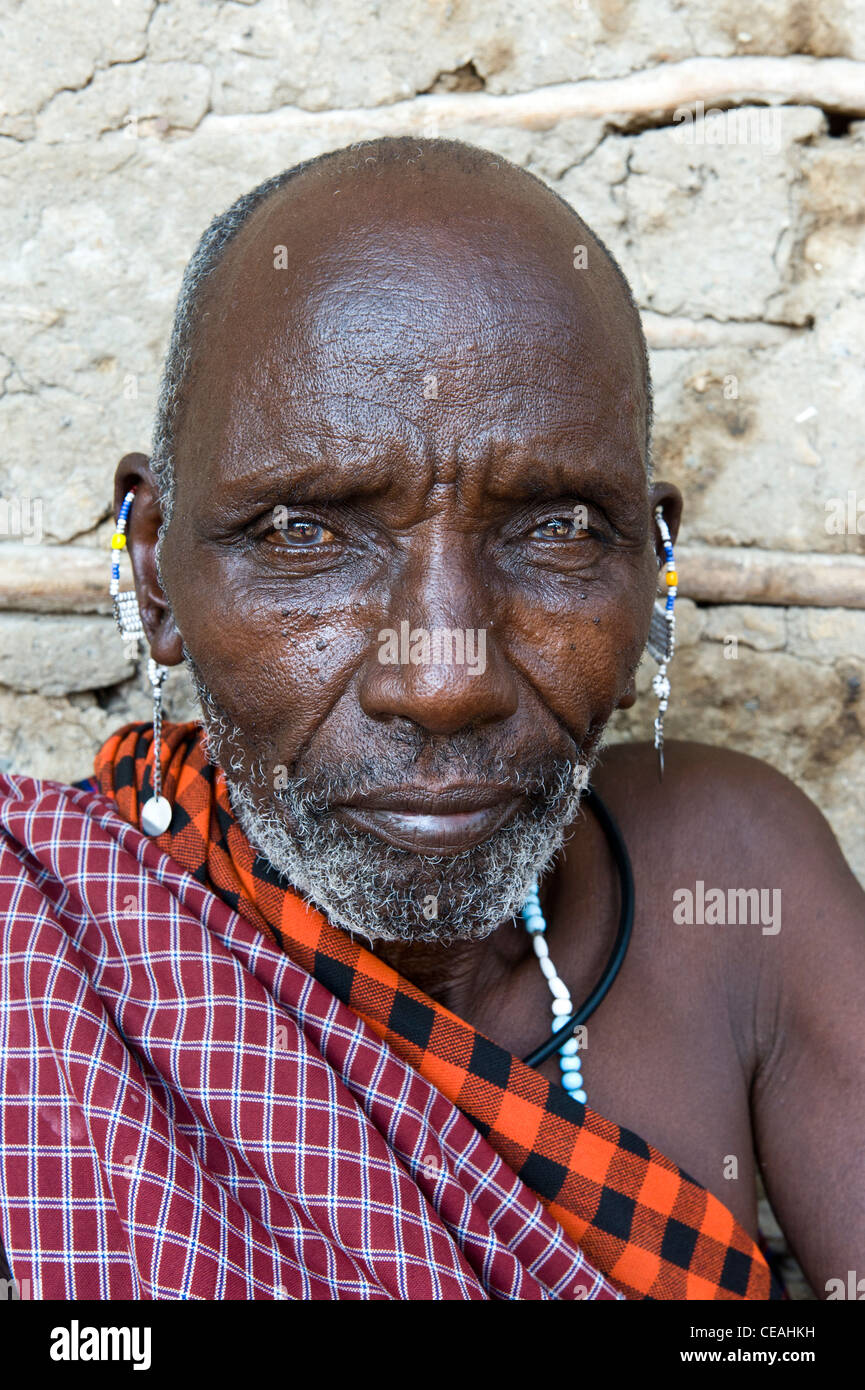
[{"left": 151, "top": 137, "right": 652, "bottom": 521}]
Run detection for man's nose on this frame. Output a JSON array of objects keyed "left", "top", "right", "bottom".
[{"left": 357, "top": 541, "right": 519, "bottom": 736}]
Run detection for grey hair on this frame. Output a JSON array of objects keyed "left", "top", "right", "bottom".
[
  {"left": 150, "top": 149, "right": 339, "bottom": 526},
  {"left": 150, "top": 138, "right": 653, "bottom": 527}
]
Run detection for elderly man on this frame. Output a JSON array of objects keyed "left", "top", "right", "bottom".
[{"left": 1, "top": 138, "right": 863, "bottom": 1302}]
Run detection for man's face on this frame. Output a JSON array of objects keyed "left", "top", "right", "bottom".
[{"left": 158, "top": 163, "right": 658, "bottom": 942}]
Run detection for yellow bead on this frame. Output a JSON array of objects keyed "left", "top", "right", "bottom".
[
  {"left": 666, "top": 569, "right": 678, "bottom": 586},
  {"left": 111, "top": 533, "right": 127, "bottom": 550}
]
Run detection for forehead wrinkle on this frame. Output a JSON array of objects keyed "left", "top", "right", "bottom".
[
  {"left": 188, "top": 378, "right": 643, "bottom": 524},
  {"left": 185, "top": 239, "right": 645, "bottom": 493},
  {"left": 270, "top": 284, "right": 631, "bottom": 388},
  {"left": 465, "top": 433, "right": 646, "bottom": 515},
  {"left": 187, "top": 394, "right": 435, "bottom": 490},
  {"left": 193, "top": 415, "right": 450, "bottom": 527},
  {"left": 257, "top": 392, "right": 437, "bottom": 446},
  {"left": 243, "top": 271, "right": 638, "bottom": 430},
  {"left": 208, "top": 202, "right": 639, "bottom": 400},
  {"left": 248, "top": 331, "right": 637, "bottom": 436},
  {"left": 210, "top": 454, "right": 394, "bottom": 511},
  {"left": 182, "top": 267, "right": 644, "bottom": 514}
]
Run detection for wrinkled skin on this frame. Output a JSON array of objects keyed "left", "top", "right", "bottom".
[{"left": 119, "top": 147, "right": 865, "bottom": 1296}]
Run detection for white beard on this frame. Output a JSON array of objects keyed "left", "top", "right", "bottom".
[{"left": 186, "top": 653, "right": 603, "bottom": 944}]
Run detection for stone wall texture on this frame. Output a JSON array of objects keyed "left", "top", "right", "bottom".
[{"left": 3, "top": 0, "right": 865, "bottom": 1303}]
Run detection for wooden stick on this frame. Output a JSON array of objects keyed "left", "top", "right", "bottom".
[
  {"left": 230, "top": 56, "right": 865, "bottom": 142},
  {"left": 0, "top": 542, "right": 863, "bottom": 612},
  {"left": 676, "top": 546, "right": 865, "bottom": 609},
  {"left": 0, "top": 545, "right": 111, "bottom": 615},
  {"left": 642, "top": 313, "right": 802, "bottom": 349}
]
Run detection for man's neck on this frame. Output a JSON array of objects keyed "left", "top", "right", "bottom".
[
  {"left": 367, "top": 869, "right": 561, "bottom": 1016},
  {"left": 369, "top": 934, "right": 488, "bottom": 1014}
]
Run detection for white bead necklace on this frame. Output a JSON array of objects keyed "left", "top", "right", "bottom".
[{"left": 521, "top": 881, "right": 586, "bottom": 1103}]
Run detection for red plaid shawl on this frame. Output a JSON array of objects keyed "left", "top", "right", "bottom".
[
  {"left": 0, "top": 773, "right": 614, "bottom": 1300},
  {"left": 0, "top": 720, "right": 773, "bottom": 1300}
]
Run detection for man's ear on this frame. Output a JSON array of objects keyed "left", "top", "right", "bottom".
[
  {"left": 613, "top": 482, "right": 684, "bottom": 712},
  {"left": 648, "top": 482, "right": 683, "bottom": 565},
  {"left": 113, "top": 453, "right": 184, "bottom": 667}
]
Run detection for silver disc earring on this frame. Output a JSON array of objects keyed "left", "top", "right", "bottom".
[
  {"left": 141, "top": 657, "right": 172, "bottom": 836},
  {"left": 110, "top": 487, "right": 173, "bottom": 835},
  {"left": 646, "top": 506, "right": 677, "bottom": 779}
]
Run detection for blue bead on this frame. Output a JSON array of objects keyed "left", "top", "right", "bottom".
[
  {"left": 561, "top": 1071, "right": 582, "bottom": 1091},
  {"left": 572, "top": 1089, "right": 587, "bottom": 1105},
  {"left": 559, "top": 1056, "right": 583, "bottom": 1073}
]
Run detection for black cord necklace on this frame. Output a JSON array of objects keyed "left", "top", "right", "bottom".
[{"left": 521, "top": 785, "right": 635, "bottom": 1069}]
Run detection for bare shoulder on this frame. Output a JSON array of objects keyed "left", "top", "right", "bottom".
[
  {"left": 590, "top": 738, "right": 864, "bottom": 989},
  {"left": 591, "top": 738, "right": 859, "bottom": 891},
  {"left": 582, "top": 743, "right": 865, "bottom": 1283},
  {"left": 589, "top": 738, "right": 865, "bottom": 1070}
]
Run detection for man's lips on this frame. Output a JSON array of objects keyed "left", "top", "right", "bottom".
[{"left": 331, "top": 785, "right": 526, "bottom": 853}]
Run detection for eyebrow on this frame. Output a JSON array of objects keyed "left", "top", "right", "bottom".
[
  {"left": 202, "top": 400, "right": 435, "bottom": 506},
  {"left": 195, "top": 406, "right": 646, "bottom": 526},
  {"left": 208, "top": 459, "right": 401, "bottom": 521},
  {"left": 477, "top": 435, "right": 647, "bottom": 511}
]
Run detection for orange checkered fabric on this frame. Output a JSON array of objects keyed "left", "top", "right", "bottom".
[{"left": 95, "top": 721, "right": 774, "bottom": 1301}]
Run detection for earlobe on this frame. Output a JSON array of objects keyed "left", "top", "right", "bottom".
[
  {"left": 141, "top": 594, "right": 185, "bottom": 668},
  {"left": 617, "top": 675, "right": 638, "bottom": 710},
  {"left": 112, "top": 454, "right": 184, "bottom": 667}
]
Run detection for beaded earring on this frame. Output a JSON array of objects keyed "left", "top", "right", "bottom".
[
  {"left": 110, "top": 488, "right": 144, "bottom": 645},
  {"left": 110, "top": 487, "right": 172, "bottom": 836},
  {"left": 646, "top": 506, "right": 677, "bottom": 779}
]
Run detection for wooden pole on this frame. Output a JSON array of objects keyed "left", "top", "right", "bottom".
[
  {"left": 0, "top": 543, "right": 863, "bottom": 612},
  {"left": 226, "top": 56, "right": 865, "bottom": 142}
]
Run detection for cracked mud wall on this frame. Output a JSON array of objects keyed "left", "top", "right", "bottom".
[{"left": 0, "top": 0, "right": 863, "bottom": 911}]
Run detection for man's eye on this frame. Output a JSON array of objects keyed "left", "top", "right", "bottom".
[
  {"left": 531, "top": 516, "right": 589, "bottom": 540},
  {"left": 264, "top": 519, "right": 335, "bottom": 547}
]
